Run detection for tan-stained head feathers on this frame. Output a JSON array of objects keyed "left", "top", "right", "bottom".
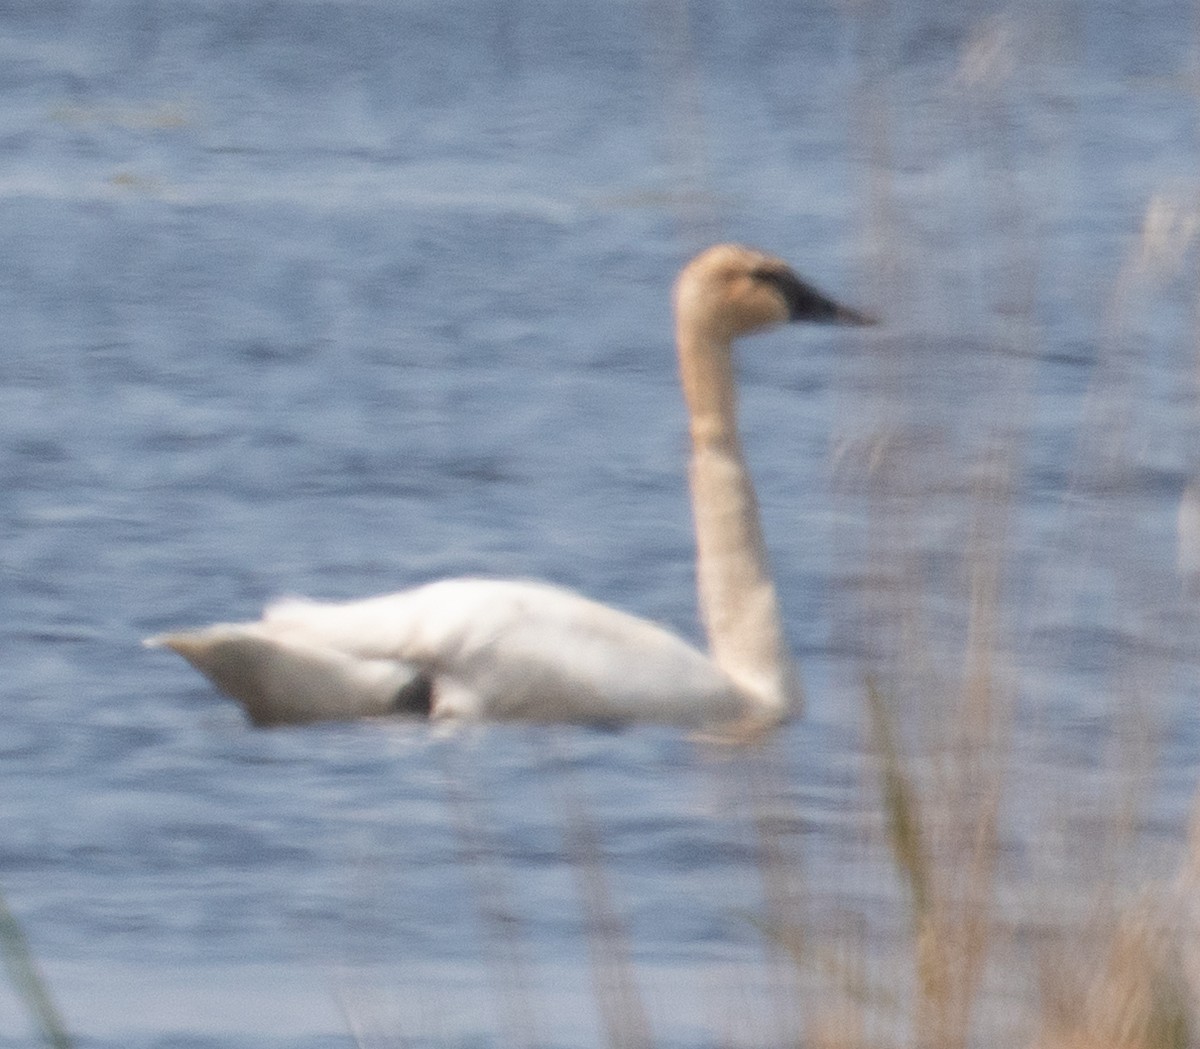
[{"left": 673, "top": 243, "right": 873, "bottom": 342}]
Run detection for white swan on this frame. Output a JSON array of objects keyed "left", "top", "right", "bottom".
[{"left": 148, "top": 244, "right": 871, "bottom": 731}]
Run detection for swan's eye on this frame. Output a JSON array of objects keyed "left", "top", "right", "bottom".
[
  {"left": 749, "top": 266, "right": 798, "bottom": 299},
  {"left": 749, "top": 266, "right": 804, "bottom": 305}
]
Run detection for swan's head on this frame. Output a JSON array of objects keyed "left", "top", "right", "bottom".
[{"left": 673, "top": 243, "right": 873, "bottom": 341}]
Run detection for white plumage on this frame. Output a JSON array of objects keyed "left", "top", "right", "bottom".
[{"left": 148, "top": 244, "right": 871, "bottom": 731}]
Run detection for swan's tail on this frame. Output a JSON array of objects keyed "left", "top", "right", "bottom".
[{"left": 145, "top": 626, "right": 426, "bottom": 726}]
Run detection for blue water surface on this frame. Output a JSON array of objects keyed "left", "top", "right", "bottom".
[{"left": 2, "top": 1, "right": 1199, "bottom": 1046}]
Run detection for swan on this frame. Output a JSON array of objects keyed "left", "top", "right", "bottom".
[{"left": 148, "top": 244, "right": 871, "bottom": 731}]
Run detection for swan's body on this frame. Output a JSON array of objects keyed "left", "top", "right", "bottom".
[
  {"left": 163, "top": 579, "right": 746, "bottom": 727},
  {"left": 150, "top": 244, "right": 870, "bottom": 730}
]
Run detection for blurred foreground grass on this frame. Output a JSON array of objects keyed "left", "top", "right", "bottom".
[{"left": 0, "top": 886, "right": 72, "bottom": 1049}]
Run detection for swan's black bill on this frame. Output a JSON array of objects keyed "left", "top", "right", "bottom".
[{"left": 770, "top": 271, "right": 875, "bottom": 326}]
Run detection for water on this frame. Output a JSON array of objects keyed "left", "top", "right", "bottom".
[{"left": 2, "top": 1, "right": 1199, "bottom": 1046}]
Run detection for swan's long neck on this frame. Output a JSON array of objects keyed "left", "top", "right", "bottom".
[{"left": 677, "top": 321, "right": 804, "bottom": 722}]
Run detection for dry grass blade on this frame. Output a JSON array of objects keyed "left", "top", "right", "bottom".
[
  {"left": 0, "top": 885, "right": 73, "bottom": 1049},
  {"left": 438, "top": 744, "right": 544, "bottom": 1049},
  {"left": 1034, "top": 912, "right": 1192, "bottom": 1049},
  {"left": 865, "top": 676, "right": 932, "bottom": 930},
  {"left": 551, "top": 737, "right": 655, "bottom": 1049}
]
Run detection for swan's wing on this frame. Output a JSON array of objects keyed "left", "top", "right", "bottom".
[{"left": 145, "top": 625, "right": 425, "bottom": 726}]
